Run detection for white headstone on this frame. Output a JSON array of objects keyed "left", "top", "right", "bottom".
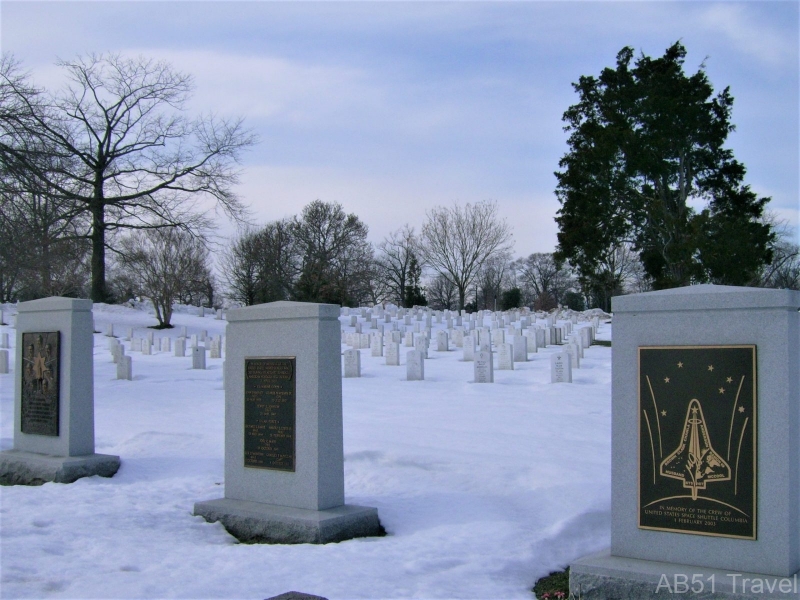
[
  {"left": 550, "top": 352, "right": 572, "bottom": 383},
  {"left": 436, "top": 330, "right": 449, "bottom": 352},
  {"left": 579, "top": 326, "right": 592, "bottom": 349},
  {"left": 474, "top": 350, "right": 494, "bottom": 383},
  {"left": 109, "top": 339, "right": 121, "bottom": 363},
  {"left": 513, "top": 334, "right": 528, "bottom": 362},
  {"left": 343, "top": 349, "right": 361, "bottom": 378},
  {"left": 463, "top": 334, "right": 476, "bottom": 361},
  {"left": 142, "top": 341, "right": 152, "bottom": 355},
  {"left": 175, "top": 338, "right": 186, "bottom": 357},
  {"left": 0, "top": 349, "right": 8, "bottom": 374},
  {"left": 116, "top": 354, "right": 132, "bottom": 380},
  {"left": 370, "top": 334, "right": 383, "bottom": 357},
  {"left": 404, "top": 332, "right": 414, "bottom": 347},
  {"left": 566, "top": 341, "right": 581, "bottom": 369},
  {"left": 106, "top": 323, "right": 114, "bottom": 337},
  {"left": 497, "top": 343, "right": 514, "bottom": 370},
  {"left": 192, "top": 345, "right": 206, "bottom": 369},
  {"left": 386, "top": 341, "right": 400, "bottom": 366},
  {"left": 406, "top": 349, "right": 424, "bottom": 381},
  {"left": 414, "top": 334, "right": 428, "bottom": 359},
  {"left": 160, "top": 337, "right": 171, "bottom": 352},
  {"left": 360, "top": 333, "right": 370, "bottom": 349},
  {"left": 536, "top": 328, "right": 546, "bottom": 349}
]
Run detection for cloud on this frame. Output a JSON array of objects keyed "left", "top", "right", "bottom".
[
  {"left": 231, "top": 163, "right": 560, "bottom": 256},
  {"left": 697, "top": 3, "right": 797, "bottom": 69},
  {"left": 131, "top": 49, "right": 378, "bottom": 127}
]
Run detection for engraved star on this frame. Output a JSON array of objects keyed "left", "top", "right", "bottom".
[
  {"left": 661, "top": 410, "right": 667, "bottom": 417},
  {"left": 664, "top": 377, "right": 670, "bottom": 383},
  {"left": 677, "top": 362, "right": 683, "bottom": 368},
  {"left": 708, "top": 365, "right": 714, "bottom": 372},
  {"left": 726, "top": 377, "right": 733, "bottom": 384},
  {"left": 739, "top": 406, "right": 745, "bottom": 413},
  {"left": 719, "top": 387, "right": 725, "bottom": 394}
]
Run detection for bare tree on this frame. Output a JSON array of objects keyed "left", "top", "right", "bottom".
[
  {"left": 426, "top": 274, "right": 458, "bottom": 310},
  {"left": 0, "top": 57, "right": 91, "bottom": 300},
  {"left": 0, "top": 186, "right": 89, "bottom": 300},
  {"left": 222, "top": 221, "right": 296, "bottom": 306},
  {"left": 756, "top": 216, "right": 799, "bottom": 290},
  {"left": 420, "top": 200, "right": 513, "bottom": 310},
  {"left": 475, "top": 252, "right": 512, "bottom": 311},
  {"left": 515, "top": 253, "right": 575, "bottom": 310},
  {"left": 118, "top": 228, "right": 210, "bottom": 327},
  {"left": 375, "top": 224, "right": 420, "bottom": 307},
  {"left": 764, "top": 242, "right": 800, "bottom": 290},
  {"left": 0, "top": 53, "right": 256, "bottom": 302}
]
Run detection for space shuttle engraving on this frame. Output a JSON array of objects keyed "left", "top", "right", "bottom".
[{"left": 660, "top": 399, "right": 730, "bottom": 500}]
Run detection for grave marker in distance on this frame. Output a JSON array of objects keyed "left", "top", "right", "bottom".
[{"left": 474, "top": 350, "right": 494, "bottom": 383}]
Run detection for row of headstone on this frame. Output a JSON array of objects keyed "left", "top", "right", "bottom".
[{"left": 338, "top": 305, "right": 607, "bottom": 387}]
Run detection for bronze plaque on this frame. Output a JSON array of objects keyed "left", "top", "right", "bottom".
[
  {"left": 243, "top": 357, "right": 296, "bottom": 471},
  {"left": 639, "top": 345, "right": 757, "bottom": 539},
  {"left": 20, "top": 331, "right": 60, "bottom": 436}
]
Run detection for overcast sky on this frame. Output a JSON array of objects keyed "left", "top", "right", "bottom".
[{"left": 3, "top": 1, "right": 798, "bottom": 256}]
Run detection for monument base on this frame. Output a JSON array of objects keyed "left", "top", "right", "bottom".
[
  {"left": 571, "top": 549, "right": 800, "bottom": 599},
  {"left": 193, "top": 498, "right": 383, "bottom": 544},
  {"left": 0, "top": 449, "right": 121, "bottom": 486}
]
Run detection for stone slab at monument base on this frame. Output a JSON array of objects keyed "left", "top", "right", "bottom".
[
  {"left": 571, "top": 550, "right": 800, "bottom": 600},
  {"left": 193, "top": 498, "right": 383, "bottom": 544},
  {"left": 0, "top": 449, "right": 120, "bottom": 486}
]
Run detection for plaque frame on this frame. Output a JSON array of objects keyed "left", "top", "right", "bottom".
[
  {"left": 243, "top": 356, "right": 296, "bottom": 472},
  {"left": 20, "top": 331, "right": 61, "bottom": 437},
  {"left": 638, "top": 345, "right": 757, "bottom": 540}
]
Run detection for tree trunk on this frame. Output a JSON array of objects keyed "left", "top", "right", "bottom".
[
  {"left": 40, "top": 233, "right": 52, "bottom": 297},
  {"left": 90, "top": 200, "right": 108, "bottom": 303}
]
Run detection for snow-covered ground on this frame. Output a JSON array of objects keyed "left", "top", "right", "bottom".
[{"left": 0, "top": 303, "right": 612, "bottom": 600}]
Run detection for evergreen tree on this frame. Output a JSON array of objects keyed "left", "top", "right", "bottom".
[{"left": 555, "top": 42, "right": 773, "bottom": 295}]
